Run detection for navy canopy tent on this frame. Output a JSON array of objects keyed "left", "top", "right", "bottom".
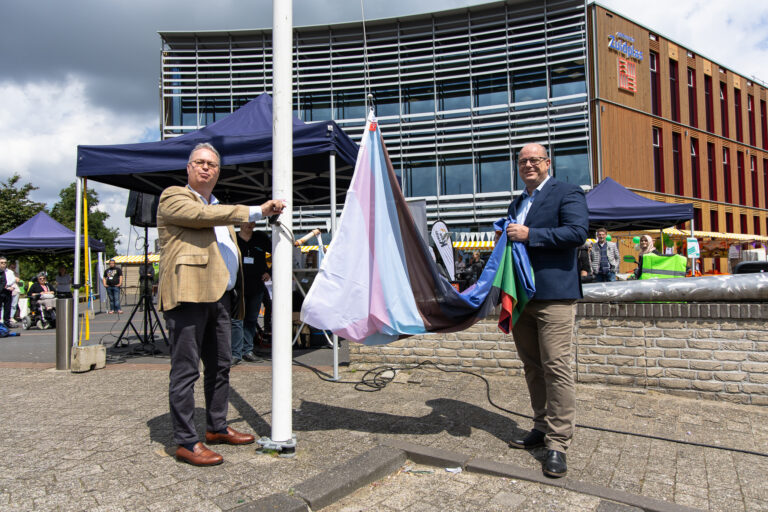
[
  {"left": 76, "top": 94, "right": 359, "bottom": 206},
  {"left": 586, "top": 177, "right": 693, "bottom": 231},
  {"left": 0, "top": 211, "right": 105, "bottom": 254}
]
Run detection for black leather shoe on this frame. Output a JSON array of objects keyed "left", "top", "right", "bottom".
[
  {"left": 508, "top": 429, "right": 546, "bottom": 449},
  {"left": 543, "top": 450, "right": 567, "bottom": 478},
  {"left": 242, "top": 351, "right": 262, "bottom": 363},
  {"left": 230, "top": 358, "right": 242, "bottom": 367}
]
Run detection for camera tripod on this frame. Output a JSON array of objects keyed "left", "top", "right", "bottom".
[{"left": 113, "top": 227, "right": 167, "bottom": 352}]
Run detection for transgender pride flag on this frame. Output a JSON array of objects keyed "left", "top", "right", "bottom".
[{"left": 300, "top": 113, "right": 534, "bottom": 345}]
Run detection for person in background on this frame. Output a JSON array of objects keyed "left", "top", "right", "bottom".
[
  {"left": 634, "top": 235, "right": 659, "bottom": 279},
  {"left": 0, "top": 258, "right": 19, "bottom": 327},
  {"left": 468, "top": 251, "right": 485, "bottom": 283},
  {"left": 577, "top": 241, "right": 593, "bottom": 283},
  {"left": 230, "top": 221, "right": 270, "bottom": 366},
  {"left": 55, "top": 265, "right": 72, "bottom": 292},
  {"left": 589, "top": 227, "right": 619, "bottom": 282},
  {"left": 8, "top": 262, "right": 22, "bottom": 322},
  {"left": 102, "top": 259, "right": 123, "bottom": 314},
  {"left": 28, "top": 272, "right": 57, "bottom": 310}
]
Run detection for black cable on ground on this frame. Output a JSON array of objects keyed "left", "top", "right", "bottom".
[{"left": 294, "top": 358, "right": 768, "bottom": 459}]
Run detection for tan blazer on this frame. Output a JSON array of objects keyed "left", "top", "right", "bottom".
[{"left": 156, "top": 186, "right": 250, "bottom": 315}]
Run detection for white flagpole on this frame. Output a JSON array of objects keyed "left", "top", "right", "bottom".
[{"left": 268, "top": 0, "right": 295, "bottom": 454}]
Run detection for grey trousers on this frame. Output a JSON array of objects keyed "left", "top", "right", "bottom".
[
  {"left": 511, "top": 299, "right": 576, "bottom": 452},
  {"left": 165, "top": 292, "right": 233, "bottom": 446}
]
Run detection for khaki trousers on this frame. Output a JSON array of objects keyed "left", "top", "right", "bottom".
[{"left": 511, "top": 300, "right": 576, "bottom": 452}]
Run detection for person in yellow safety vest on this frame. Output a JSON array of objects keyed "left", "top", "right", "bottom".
[{"left": 638, "top": 253, "right": 688, "bottom": 279}]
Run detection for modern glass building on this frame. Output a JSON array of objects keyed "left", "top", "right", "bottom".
[
  {"left": 160, "top": 0, "right": 590, "bottom": 231},
  {"left": 159, "top": 0, "right": 768, "bottom": 255}
]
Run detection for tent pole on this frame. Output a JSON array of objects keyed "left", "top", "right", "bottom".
[
  {"left": 264, "top": 0, "right": 295, "bottom": 456},
  {"left": 329, "top": 150, "right": 339, "bottom": 381},
  {"left": 690, "top": 215, "right": 696, "bottom": 274},
  {"left": 72, "top": 178, "right": 83, "bottom": 349}
]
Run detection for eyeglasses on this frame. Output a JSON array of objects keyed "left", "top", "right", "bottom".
[
  {"left": 190, "top": 159, "right": 220, "bottom": 169},
  {"left": 518, "top": 157, "right": 549, "bottom": 166}
]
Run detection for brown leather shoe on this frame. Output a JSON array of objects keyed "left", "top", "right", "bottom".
[
  {"left": 205, "top": 426, "right": 255, "bottom": 445},
  {"left": 175, "top": 442, "right": 223, "bottom": 466}
]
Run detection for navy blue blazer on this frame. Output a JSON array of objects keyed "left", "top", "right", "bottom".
[{"left": 507, "top": 177, "right": 589, "bottom": 300}]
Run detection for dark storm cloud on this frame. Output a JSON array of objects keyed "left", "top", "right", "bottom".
[{"left": 0, "top": 0, "right": 478, "bottom": 116}]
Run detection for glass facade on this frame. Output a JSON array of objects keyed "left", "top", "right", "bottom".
[{"left": 160, "top": 0, "right": 590, "bottom": 231}]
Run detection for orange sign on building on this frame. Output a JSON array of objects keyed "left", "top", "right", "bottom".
[{"left": 617, "top": 57, "right": 637, "bottom": 93}]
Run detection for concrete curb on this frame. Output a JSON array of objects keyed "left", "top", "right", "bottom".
[
  {"left": 237, "top": 445, "right": 406, "bottom": 512},
  {"left": 238, "top": 440, "right": 704, "bottom": 512}
]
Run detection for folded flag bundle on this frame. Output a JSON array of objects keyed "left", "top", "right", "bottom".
[{"left": 301, "top": 113, "right": 534, "bottom": 345}]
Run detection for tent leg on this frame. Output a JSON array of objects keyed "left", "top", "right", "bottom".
[{"left": 72, "top": 178, "right": 83, "bottom": 350}]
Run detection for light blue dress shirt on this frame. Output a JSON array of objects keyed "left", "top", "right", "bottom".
[{"left": 516, "top": 175, "right": 550, "bottom": 225}]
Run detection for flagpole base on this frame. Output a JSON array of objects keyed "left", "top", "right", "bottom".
[{"left": 256, "top": 434, "right": 297, "bottom": 458}]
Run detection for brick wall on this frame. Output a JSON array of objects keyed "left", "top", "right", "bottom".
[{"left": 348, "top": 303, "right": 768, "bottom": 405}]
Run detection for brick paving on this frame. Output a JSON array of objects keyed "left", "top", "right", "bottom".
[{"left": 0, "top": 361, "right": 767, "bottom": 511}]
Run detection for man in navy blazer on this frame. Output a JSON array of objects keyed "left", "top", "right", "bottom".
[{"left": 504, "top": 143, "right": 589, "bottom": 478}]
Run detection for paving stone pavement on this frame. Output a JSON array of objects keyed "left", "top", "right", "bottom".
[{"left": 0, "top": 362, "right": 767, "bottom": 511}]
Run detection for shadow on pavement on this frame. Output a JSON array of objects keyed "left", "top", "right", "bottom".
[{"left": 294, "top": 397, "right": 522, "bottom": 442}]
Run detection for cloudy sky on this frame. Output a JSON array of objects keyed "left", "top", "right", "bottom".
[{"left": 2, "top": 0, "right": 766, "bottom": 254}]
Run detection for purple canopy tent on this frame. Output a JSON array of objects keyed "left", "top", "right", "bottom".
[
  {"left": 0, "top": 211, "right": 105, "bottom": 254},
  {"left": 586, "top": 177, "right": 693, "bottom": 231}
]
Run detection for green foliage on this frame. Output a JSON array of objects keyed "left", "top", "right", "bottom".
[
  {"left": 0, "top": 175, "right": 46, "bottom": 234},
  {"left": 51, "top": 183, "right": 119, "bottom": 257},
  {"left": 0, "top": 178, "right": 120, "bottom": 285}
]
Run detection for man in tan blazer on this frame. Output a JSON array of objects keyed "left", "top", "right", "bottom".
[{"left": 157, "top": 142, "right": 285, "bottom": 466}]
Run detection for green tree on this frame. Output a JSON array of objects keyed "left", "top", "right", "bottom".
[
  {"left": 51, "top": 183, "right": 120, "bottom": 257},
  {"left": 0, "top": 174, "right": 46, "bottom": 234}
]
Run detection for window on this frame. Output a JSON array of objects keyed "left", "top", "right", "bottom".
[
  {"left": 439, "top": 155, "right": 473, "bottom": 196},
  {"left": 301, "top": 93, "right": 332, "bottom": 122},
  {"left": 653, "top": 127, "right": 664, "bottom": 192},
  {"left": 710, "top": 209, "right": 719, "bottom": 232},
  {"left": 512, "top": 66, "right": 547, "bottom": 104},
  {"left": 693, "top": 207, "right": 703, "bottom": 232},
  {"left": 649, "top": 52, "right": 661, "bottom": 115},
  {"left": 723, "top": 147, "right": 732, "bottom": 203},
  {"left": 720, "top": 82, "right": 729, "bottom": 137},
  {"left": 669, "top": 59, "right": 680, "bottom": 121},
  {"left": 550, "top": 60, "right": 587, "bottom": 101},
  {"left": 725, "top": 212, "right": 733, "bottom": 233},
  {"left": 672, "top": 132, "right": 683, "bottom": 195},
  {"left": 333, "top": 91, "right": 364, "bottom": 120},
  {"left": 748, "top": 94, "right": 756, "bottom": 146},
  {"left": 473, "top": 74, "right": 508, "bottom": 108},
  {"left": 765, "top": 159, "right": 768, "bottom": 210},
  {"left": 751, "top": 156, "right": 759, "bottom": 207},
  {"left": 755, "top": 216, "right": 762, "bottom": 236},
  {"left": 476, "top": 152, "right": 511, "bottom": 193},
  {"left": 403, "top": 85, "right": 435, "bottom": 115},
  {"left": 733, "top": 88, "right": 743, "bottom": 142},
  {"left": 761, "top": 100, "right": 768, "bottom": 150},
  {"left": 552, "top": 143, "right": 590, "bottom": 186},
  {"left": 687, "top": 68, "right": 698, "bottom": 128},
  {"left": 370, "top": 88, "right": 401, "bottom": 118},
  {"left": 690, "top": 138, "right": 701, "bottom": 198},
  {"left": 704, "top": 75, "right": 714, "bottom": 132},
  {"left": 736, "top": 151, "right": 746, "bottom": 205},
  {"left": 740, "top": 214, "right": 748, "bottom": 233},
  {"left": 405, "top": 159, "right": 436, "bottom": 197},
  {"left": 707, "top": 142, "right": 717, "bottom": 201}
]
